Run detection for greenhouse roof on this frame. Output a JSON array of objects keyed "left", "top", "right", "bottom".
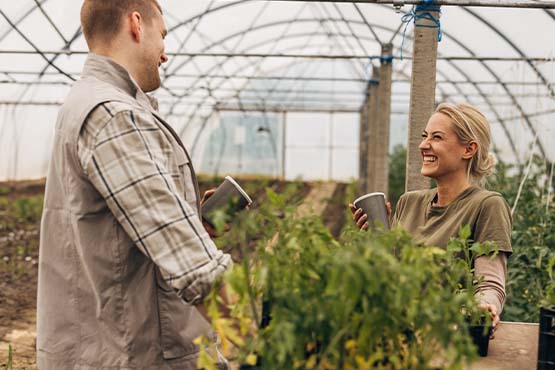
[{"left": 1, "top": 0, "right": 554, "bottom": 179}]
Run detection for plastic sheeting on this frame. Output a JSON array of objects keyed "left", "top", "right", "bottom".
[{"left": 0, "top": 0, "right": 554, "bottom": 180}]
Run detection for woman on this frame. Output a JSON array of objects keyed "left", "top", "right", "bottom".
[{"left": 350, "top": 102, "right": 512, "bottom": 328}]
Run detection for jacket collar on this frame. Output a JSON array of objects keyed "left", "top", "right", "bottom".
[{"left": 82, "top": 53, "right": 159, "bottom": 111}]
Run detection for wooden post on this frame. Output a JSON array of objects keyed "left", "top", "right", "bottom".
[
  {"left": 358, "top": 101, "right": 368, "bottom": 194},
  {"left": 281, "top": 111, "right": 287, "bottom": 180},
  {"left": 366, "top": 67, "right": 380, "bottom": 194},
  {"left": 375, "top": 44, "right": 393, "bottom": 196},
  {"left": 405, "top": 6, "right": 440, "bottom": 192}
]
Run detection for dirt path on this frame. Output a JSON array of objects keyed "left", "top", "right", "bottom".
[
  {"left": 0, "top": 310, "right": 36, "bottom": 370},
  {"left": 294, "top": 182, "right": 338, "bottom": 218},
  {"left": 0, "top": 178, "right": 328, "bottom": 370}
]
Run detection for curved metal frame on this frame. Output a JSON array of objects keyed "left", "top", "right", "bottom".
[
  {"left": 160, "top": 17, "right": 523, "bottom": 160},
  {"left": 0, "top": 0, "right": 552, "bottom": 163},
  {"left": 161, "top": 1, "right": 548, "bottom": 159}
]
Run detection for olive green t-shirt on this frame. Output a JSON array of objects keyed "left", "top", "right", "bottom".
[
  {"left": 392, "top": 186, "right": 512, "bottom": 314},
  {"left": 392, "top": 186, "right": 512, "bottom": 254}
]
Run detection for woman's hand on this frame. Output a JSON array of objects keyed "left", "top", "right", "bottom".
[
  {"left": 349, "top": 201, "right": 392, "bottom": 231},
  {"left": 349, "top": 203, "right": 368, "bottom": 231},
  {"left": 479, "top": 303, "right": 500, "bottom": 338}
]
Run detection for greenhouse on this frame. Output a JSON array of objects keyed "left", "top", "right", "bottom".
[{"left": 1, "top": 0, "right": 555, "bottom": 369}]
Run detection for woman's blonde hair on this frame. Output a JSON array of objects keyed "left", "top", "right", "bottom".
[{"left": 435, "top": 102, "right": 496, "bottom": 185}]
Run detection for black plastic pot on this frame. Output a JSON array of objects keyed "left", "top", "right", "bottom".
[
  {"left": 237, "top": 300, "right": 271, "bottom": 370},
  {"left": 238, "top": 365, "right": 261, "bottom": 370},
  {"left": 468, "top": 324, "right": 492, "bottom": 357},
  {"left": 538, "top": 306, "right": 555, "bottom": 370}
]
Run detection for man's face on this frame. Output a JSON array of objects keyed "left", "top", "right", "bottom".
[{"left": 139, "top": 8, "right": 168, "bottom": 92}]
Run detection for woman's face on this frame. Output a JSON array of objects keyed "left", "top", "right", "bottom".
[{"left": 419, "top": 112, "right": 470, "bottom": 181}]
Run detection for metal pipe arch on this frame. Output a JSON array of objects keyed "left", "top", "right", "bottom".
[
  {"left": 0, "top": 0, "right": 546, "bottom": 162},
  {"left": 161, "top": 18, "right": 520, "bottom": 160},
  {"left": 163, "top": 1, "right": 545, "bottom": 158}
]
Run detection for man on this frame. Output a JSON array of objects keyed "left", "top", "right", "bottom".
[{"left": 37, "top": 1, "right": 231, "bottom": 369}]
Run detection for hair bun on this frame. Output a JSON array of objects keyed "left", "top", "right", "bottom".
[{"left": 481, "top": 152, "right": 497, "bottom": 178}]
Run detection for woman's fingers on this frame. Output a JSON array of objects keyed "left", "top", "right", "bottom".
[
  {"left": 349, "top": 204, "right": 369, "bottom": 231},
  {"left": 356, "top": 213, "right": 368, "bottom": 229},
  {"left": 353, "top": 208, "right": 364, "bottom": 222},
  {"left": 479, "top": 303, "right": 500, "bottom": 339}
]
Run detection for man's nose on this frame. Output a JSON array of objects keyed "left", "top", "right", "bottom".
[{"left": 161, "top": 53, "right": 169, "bottom": 64}]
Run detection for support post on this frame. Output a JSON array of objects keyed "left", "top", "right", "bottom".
[
  {"left": 405, "top": 6, "right": 440, "bottom": 191},
  {"left": 329, "top": 113, "right": 334, "bottom": 181},
  {"left": 358, "top": 94, "right": 369, "bottom": 194},
  {"left": 365, "top": 67, "right": 380, "bottom": 194},
  {"left": 374, "top": 44, "right": 393, "bottom": 196},
  {"left": 281, "top": 111, "right": 287, "bottom": 180}
]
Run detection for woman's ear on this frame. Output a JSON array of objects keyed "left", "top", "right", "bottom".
[{"left": 462, "top": 141, "right": 478, "bottom": 159}]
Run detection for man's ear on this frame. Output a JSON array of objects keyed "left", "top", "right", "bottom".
[
  {"left": 129, "top": 11, "right": 143, "bottom": 42},
  {"left": 462, "top": 141, "right": 478, "bottom": 159}
]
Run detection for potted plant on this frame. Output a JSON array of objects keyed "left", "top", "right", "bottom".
[
  {"left": 538, "top": 256, "right": 555, "bottom": 370},
  {"left": 445, "top": 225, "right": 498, "bottom": 357}
]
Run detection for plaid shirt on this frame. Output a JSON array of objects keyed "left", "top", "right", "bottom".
[{"left": 77, "top": 87, "right": 231, "bottom": 305}]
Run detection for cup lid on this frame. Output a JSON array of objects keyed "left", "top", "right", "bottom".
[
  {"left": 225, "top": 176, "right": 253, "bottom": 204},
  {"left": 353, "top": 192, "right": 385, "bottom": 206}
]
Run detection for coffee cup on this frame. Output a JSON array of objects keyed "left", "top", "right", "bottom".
[
  {"left": 201, "top": 176, "right": 252, "bottom": 228},
  {"left": 353, "top": 192, "right": 390, "bottom": 230}
]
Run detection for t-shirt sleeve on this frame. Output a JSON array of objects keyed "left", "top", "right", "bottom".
[
  {"left": 392, "top": 193, "right": 408, "bottom": 228},
  {"left": 474, "top": 194, "right": 513, "bottom": 254}
]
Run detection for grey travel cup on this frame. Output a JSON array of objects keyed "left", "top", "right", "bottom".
[
  {"left": 201, "top": 176, "right": 253, "bottom": 228},
  {"left": 353, "top": 192, "right": 390, "bottom": 230}
]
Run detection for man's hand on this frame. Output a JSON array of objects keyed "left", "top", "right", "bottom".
[
  {"left": 200, "top": 188, "right": 231, "bottom": 238},
  {"left": 200, "top": 189, "right": 216, "bottom": 205}
]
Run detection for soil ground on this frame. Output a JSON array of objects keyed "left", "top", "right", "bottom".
[{"left": 0, "top": 177, "right": 347, "bottom": 370}]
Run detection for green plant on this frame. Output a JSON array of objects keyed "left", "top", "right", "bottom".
[
  {"left": 542, "top": 256, "right": 555, "bottom": 309},
  {"left": 11, "top": 196, "right": 43, "bottom": 223},
  {"left": 4, "top": 344, "right": 13, "bottom": 370},
  {"left": 487, "top": 156, "right": 555, "bottom": 322},
  {"left": 210, "top": 180, "right": 307, "bottom": 256},
  {"left": 0, "top": 185, "right": 10, "bottom": 196},
  {"left": 197, "top": 190, "right": 482, "bottom": 370},
  {"left": 447, "top": 227, "right": 499, "bottom": 297},
  {"left": 388, "top": 145, "right": 407, "bottom": 209},
  {"left": 445, "top": 226, "right": 498, "bottom": 331}
]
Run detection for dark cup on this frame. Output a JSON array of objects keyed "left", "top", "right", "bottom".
[
  {"left": 201, "top": 176, "right": 252, "bottom": 227},
  {"left": 353, "top": 192, "right": 390, "bottom": 230}
]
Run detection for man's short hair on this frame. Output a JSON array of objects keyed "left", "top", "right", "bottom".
[{"left": 80, "top": 0, "right": 162, "bottom": 48}]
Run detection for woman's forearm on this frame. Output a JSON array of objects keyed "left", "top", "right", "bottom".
[{"left": 474, "top": 252, "right": 508, "bottom": 316}]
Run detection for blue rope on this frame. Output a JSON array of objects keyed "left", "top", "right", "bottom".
[
  {"left": 365, "top": 55, "right": 394, "bottom": 80},
  {"left": 379, "top": 54, "right": 394, "bottom": 64},
  {"left": 399, "top": 0, "right": 442, "bottom": 60}
]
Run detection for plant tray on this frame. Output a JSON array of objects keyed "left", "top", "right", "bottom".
[{"left": 538, "top": 306, "right": 555, "bottom": 370}]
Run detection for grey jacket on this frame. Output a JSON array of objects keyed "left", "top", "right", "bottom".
[{"left": 37, "top": 54, "right": 228, "bottom": 370}]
